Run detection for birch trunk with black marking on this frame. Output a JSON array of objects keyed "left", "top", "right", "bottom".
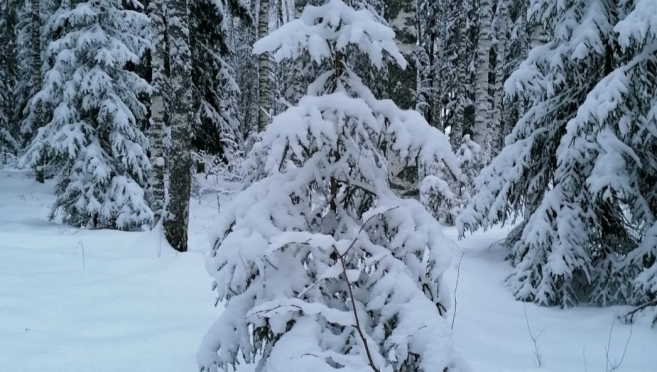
[
  {"left": 473, "top": 0, "right": 493, "bottom": 162},
  {"left": 148, "top": 0, "right": 168, "bottom": 224},
  {"left": 257, "top": 0, "right": 270, "bottom": 131}
]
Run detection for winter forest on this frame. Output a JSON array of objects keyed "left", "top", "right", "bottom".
[{"left": 1, "top": 0, "right": 656, "bottom": 370}]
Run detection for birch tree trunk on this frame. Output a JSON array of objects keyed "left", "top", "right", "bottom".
[
  {"left": 148, "top": 0, "right": 168, "bottom": 224},
  {"left": 490, "top": 0, "right": 508, "bottom": 159},
  {"left": 257, "top": 0, "right": 270, "bottom": 131},
  {"left": 165, "top": 0, "right": 193, "bottom": 252},
  {"left": 473, "top": 0, "right": 493, "bottom": 161}
]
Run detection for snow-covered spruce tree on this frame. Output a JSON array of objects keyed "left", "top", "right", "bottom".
[
  {"left": 489, "top": 0, "right": 509, "bottom": 159},
  {"left": 453, "top": 134, "right": 480, "bottom": 214},
  {"left": 420, "top": 0, "right": 476, "bottom": 144},
  {"left": 416, "top": 0, "right": 442, "bottom": 129},
  {"left": 0, "top": 0, "right": 21, "bottom": 157},
  {"left": 20, "top": 0, "right": 51, "bottom": 138},
  {"left": 190, "top": 0, "right": 251, "bottom": 160},
  {"left": 498, "top": 0, "right": 530, "bottom": 151},
  {"left": 0, "top": 0, "right": 20, "bottom": 158},
  {"left": 459, "top": 0, "right": 657, "bottom": 313},
  {"left": 13, "top": 0, "right": 37, "bottom": 143},
  {"left": 197, "top": 1, "right": 469, "bottom": 371},
  {"left": 20, "top": 0, "right": 153, "bottom": 229},
  {"left": 19, "top": 0, "right": 59, "bottom": 181},
  {"left": 614, "top": 0, "right": 657, "bottom": 327},
  {"left": 229, "top": 9, "right": 259, "bottom": 141},
  {"left": 381, "top": 0, "right": 416, "bottom": 110}
]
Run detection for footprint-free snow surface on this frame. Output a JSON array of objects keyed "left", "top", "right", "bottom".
[{"left": 1, "top": 170, "right": 655, "bottom": 371}]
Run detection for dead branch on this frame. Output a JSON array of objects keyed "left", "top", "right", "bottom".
[
  {"left": 334, "top": 245, "right": 380, "bottom": 372},
  {"left": 451, "top": 253, "right": 465, "bottom": 329}
]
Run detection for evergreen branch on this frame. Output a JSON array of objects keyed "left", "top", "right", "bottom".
[
  {"left": 334, "top": 177, "right": 377, "bottom": 197},
  {"left": 327, "top": 206, "right": 399, "bottom": 372},
  {"left": 623, "top": 299, "right": 657, "bottom": 321},
  {"left": 341, "top": 206, "right": 399, "bottom": 257}
]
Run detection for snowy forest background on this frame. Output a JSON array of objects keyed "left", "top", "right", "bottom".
[{"left": 1, "top": 0, "right": 656, "bottom": 370}]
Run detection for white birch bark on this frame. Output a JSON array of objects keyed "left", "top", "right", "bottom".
[
  {"left": 257, "top": 0, "right": 271, "bottom": 131},
  {"left": 473, "top": 0, "right": 493, "bottom": 160},
  {"left": 148, "top": 0, "right": 168, "bottom": 224}
]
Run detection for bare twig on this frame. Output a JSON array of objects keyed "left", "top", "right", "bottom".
[
  {"left": 523, "top": 306, "right": 544, "bottom": 367},
  {"left": 623, "top": 300, "right": 657, "bottom": 323},
  {"left": 81, "top": 229, "right": 85, "bottom": 270},
  {"left": 73, "top": 230, "right": 86, "bottom": 270},
  {"left": 451, "top": 253, "right": 465, "bottom": 329},
  {"left": 606, "top": 318, "right": 633, "bottom": 372},
  {"left": 334, "top": 245, "right": 379, "bottom": 372},
  {"left": 583, "top": 347, "right": 588, "bottom": 372}
]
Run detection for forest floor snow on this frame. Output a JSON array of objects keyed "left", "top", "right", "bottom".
[{"left": 0, "top": 170, "right": 655, "bottom": 372}]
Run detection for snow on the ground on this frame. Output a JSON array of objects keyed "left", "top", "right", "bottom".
[
  {"left": 0, "top": 170, "right": 220, "bottom": 372},
  {"left": 0, "top": 169, "right": 655, "bottom": 371},
  {"left": 444, "top": 226, "right": 657, "bottom": 372}
]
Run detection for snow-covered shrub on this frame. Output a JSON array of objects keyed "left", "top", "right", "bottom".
[
  {"left": 429, "top": 134, "right": 481, "bottom": 226},
  {"left": 20, "top": 0, "right": 152, "bottom": 230},
  {"left": 191, "top": 150, "right": 244, "bottom": 210},
  {"left": 420, "top": 174, "right": 458, "bottom": 225},
  {"left": 197, "top": 1, "right": 469, "bottom": 371},
  {"left": 455, "top": 135, "right": 481, "bottom": 205},
  {"left": 458, "top": 0, "right": 657, "bottom": 322},
  {"left": 0, "top": 151, "right": 19, "bottom": 170}
]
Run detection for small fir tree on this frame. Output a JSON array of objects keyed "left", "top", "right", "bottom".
[
  {"left": 197, "top": 1, "right": 469, "bottom": 371},
  {"left": 21, "top": 0, "right": 153, "bottom": 229}
]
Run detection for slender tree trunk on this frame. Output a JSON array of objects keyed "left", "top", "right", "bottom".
[
  {"left": 490, "top": 0, "right": 508, "bottom": 159},
  {"left": 30, "top": 0, "right": 40, "bottom": 91},
  {"left": 165, "top": 0, "right": 193, "bottom": 252},
  {"left": 148, "top": 0, "right": 168, "bottom": 224},
  {"left": 257, "top": 0, "right": 270, "bottom": 131},
  {"left": 31, "top": 0, "right": 46, "bottom": 183},
  {"left": 473, "top": 0, "right": 493, "bottom": 161},
  {"left": 290, "top": 0, "right": 306, "bottom": 104}
]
